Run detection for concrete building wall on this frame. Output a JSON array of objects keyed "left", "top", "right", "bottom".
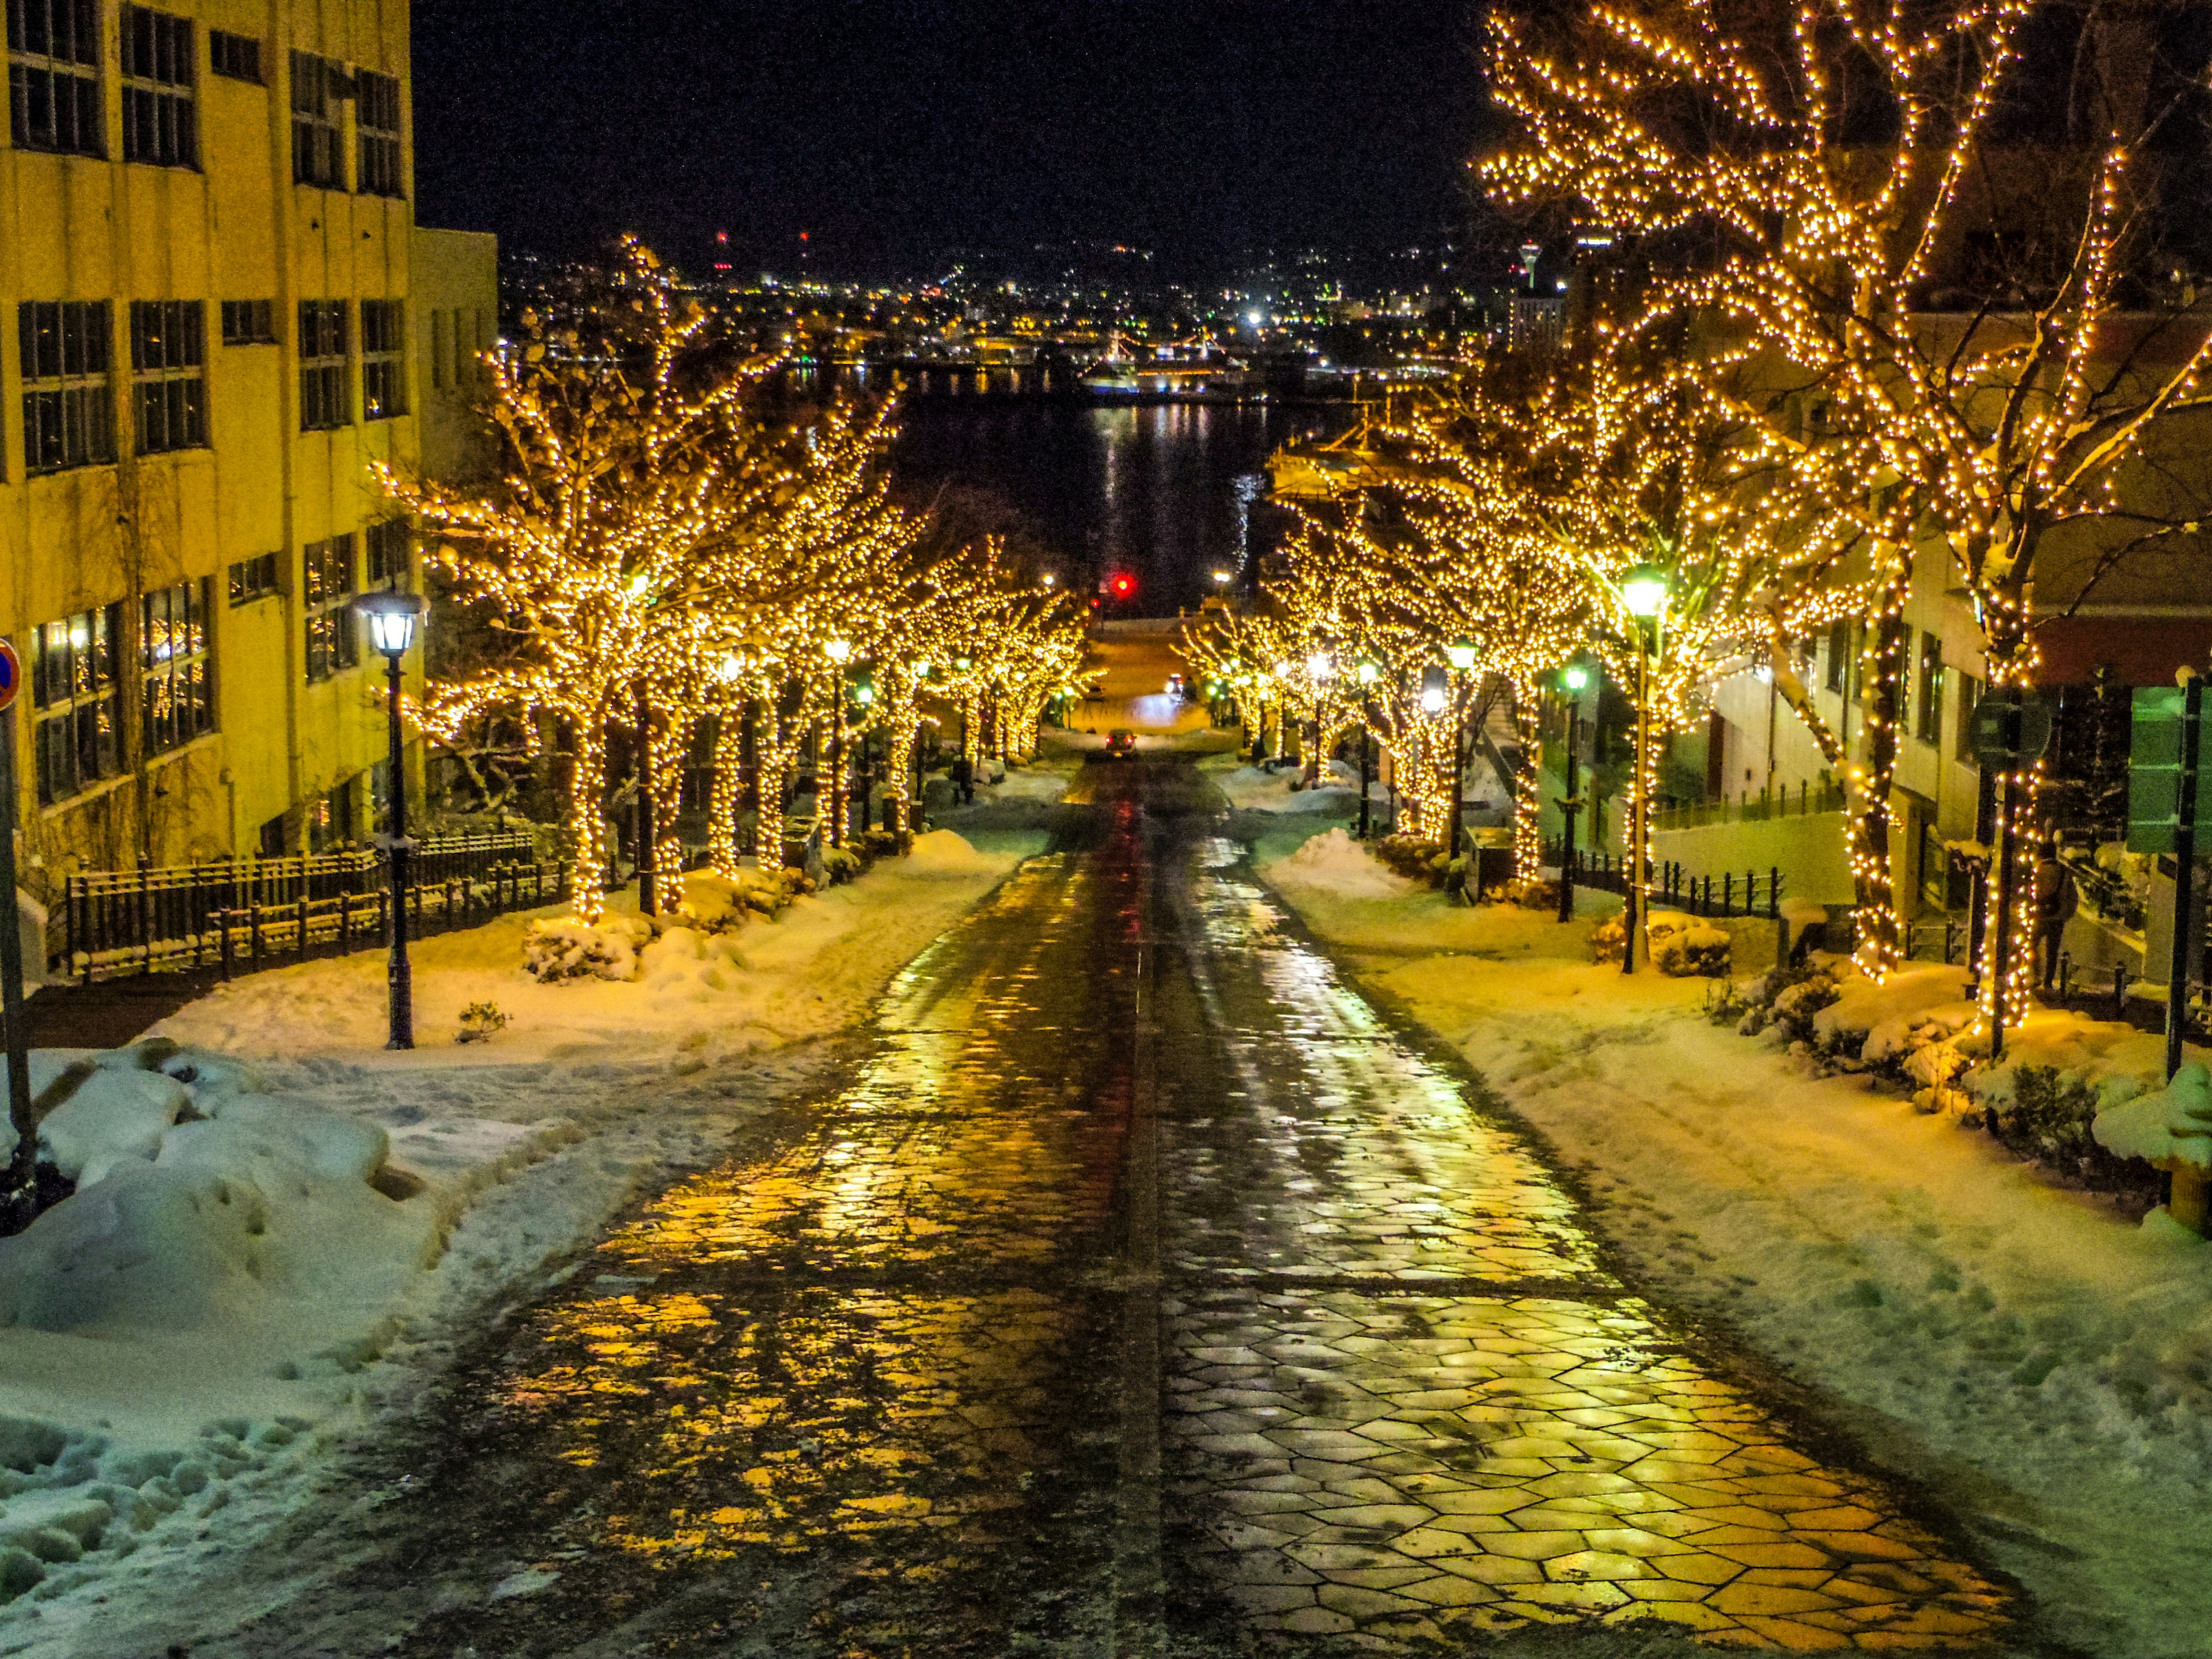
[{"left": 0, "top": 0, "right": 495, "bottom": 929}]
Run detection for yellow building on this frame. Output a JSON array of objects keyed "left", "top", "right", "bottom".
[{"left": 0, "top": 0, "right": 494, "bottom": 925}]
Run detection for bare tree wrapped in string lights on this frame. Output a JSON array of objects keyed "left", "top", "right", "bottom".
[{"left": 1483, "top": 0, "right": 2212, "bottom": 1012}]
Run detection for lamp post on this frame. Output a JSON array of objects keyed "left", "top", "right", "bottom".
[
  {"left": 1446, "top": 640, "right": 1476, "bottom": 861},
  {"left": 355, "top": 589, "right": 426, "bottom": 1050},
  {"left": 1557, "top": 664, "right": 1589, "bottom": 925},
  {"left": 1620, "top": 565, "right": 1671, "bottom": 975}
]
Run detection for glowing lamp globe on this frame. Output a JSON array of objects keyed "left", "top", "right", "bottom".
[
  {"left": 1354, "top": 660, "right": 1380, "bottom": 686},
  {"left": 354, "top": 590, "right": 425, "bottom": 658},
  {"left": 825, "top": 638, "right": 853, "bottom": 664},
  {"left": 1561, "top": 665, "right": 1589, "bottom": 691},
  {"left": 1622, "top": 564, "right": 1670, "bottom": 619},
  {"left": 1446, "top": 640, "right": 1477, "bottom": 671},
  {"left": 1305, "top": 652, "right": 1333, "bottom": 682}
]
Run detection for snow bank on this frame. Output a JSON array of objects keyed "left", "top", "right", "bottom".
[
  {"left": 1263, "top": 882, "right": 2212, "bottom": 1656},
  {"left": 902, "top": 828, "right": 1000, "bottom": 878},
  {"left": 1215, "top": 760, "right": 1358, "bottom": 815},
  {"left": 1261, "top": 827, "right": 1415, "bottom": 899},
  {"left": 2096, "top": 1063, "right": 2211, "bottom": 1168}
]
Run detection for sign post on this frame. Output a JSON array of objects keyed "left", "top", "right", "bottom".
[
  {"left": 1969, "top": 689, "right": 2055, "bottom": 1063},
  {"left": 0, "top": 641, "right": 34, "bottom": 1218}
]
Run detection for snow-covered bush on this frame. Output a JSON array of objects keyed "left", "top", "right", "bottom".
[
  {"left": 1506, "top": 875, "right": 1560, "bottom": 911},
  {"left": 1647, "top": 912, "right": 1732, "bottom": 978},
  {"left": 1589, "top": 914, "right": 1627, "bottom": 965},
  {"left": 521, "top": 914, "right": 652, "bottom": 983},
  {"left": 821, "top": 846, "right": 862, "bottom": 885}
]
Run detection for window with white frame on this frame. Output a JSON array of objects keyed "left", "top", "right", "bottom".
[
  {"left": 120, "top": 4, "right": 195, "bottom": 168},
  {"left": 302, "top": 534, "right": 357, "bottom": 681},
  {"left": 31, "top": 603, "right": 122, "bottom": 804},
  {"left": 361, "top": 300, "right": 404, "bottom": 419},
  {"left": 356, "top": 68, "right": 401, "bottom": 196},
  {"left": 298, "top": 299, "right": 349, "bottom": 430},
  {"left": 8, "top": 0, "right": 103, "bottom": 157},
  {"left": 20, "top": 300, "right": 115, "bottom": 473},
  {"left": 289, "top": 49, "right": 342, "bottom": 186},
  {"left": 130, "top": 299, "right": 206, "bottom": 453},
  {"left": 141, "top": 578, "right": 212, "bottom": 755}
]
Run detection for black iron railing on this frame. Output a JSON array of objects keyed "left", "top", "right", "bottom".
[
  {"left": 1544, "top": 844, "right": 1786, "bottom": 920},
  {"left": 62, "top": 830, "right": 569, "bottom": 983}
]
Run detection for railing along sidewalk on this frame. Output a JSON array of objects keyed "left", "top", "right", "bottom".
[{"left": 62, "top": 830, "right": 569, "bottom": 984}]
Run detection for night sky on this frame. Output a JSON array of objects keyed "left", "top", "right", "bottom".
[{"left": 411, "top": 2, "right": 1488, "bottom": 278}]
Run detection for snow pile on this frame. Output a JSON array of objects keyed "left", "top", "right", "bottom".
[
  {"left": 900, "top": 828, "right": 999, "bottom": 879},
  {"left": 2096, "top": 1063, "right": 2210, "bottom": 1168},
  {"left": 980, "top": 764, "right": 1072, "bottom": 805},
  {"left": 1262, "top": 827, "right": 1415, "bottom": 899},
  {"left": 1813, "top": 961, "right": 1977, "bottom": 1055},
  {"left": 1215, "top": 760, "right": 1358, "bottom": 814},
  {"left": 0, "top": 1043, "right": 423, "bottom": 1340}
]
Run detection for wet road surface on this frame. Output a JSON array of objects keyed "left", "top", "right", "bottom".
[{"left": 187, "top": 757, "right": 2016, "bottom": 1656}]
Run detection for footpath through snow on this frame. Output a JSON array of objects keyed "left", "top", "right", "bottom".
[
  {"left": 0, "top": 827, "right": 1042, "bottom": 1656},
  {"left": 1260, "top": 825, "right": 2212, "bottom": 1659}
]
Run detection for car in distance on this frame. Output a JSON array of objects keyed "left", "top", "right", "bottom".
[
  {"left": 1165, "top": 673, "right": 1185, "bottom": 699},
  {"left": 1105, "top": 729, "right": 1138, "bottom": 758}
]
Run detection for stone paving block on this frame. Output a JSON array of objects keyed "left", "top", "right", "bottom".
[
  {"left": 1734, "top": 1615, "right": 1855, "bottom": 1650},
  {"left": 1707, "top": 1581, "right": 1846, "bottom": 1616},
  {"left": 1604, "top": 1597, "right": 1744, "bottom": 1632},
  {"left": 1394, "top": 1572, "right": 1502, "bottom": 1608},
  {"left": 1475, "top": 1528, "right": 1588, "bottom": 1561}
]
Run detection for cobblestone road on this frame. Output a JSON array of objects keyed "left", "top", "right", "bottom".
[{"left": 178, "top": 757, "right": 2019, "bottom": 1657}]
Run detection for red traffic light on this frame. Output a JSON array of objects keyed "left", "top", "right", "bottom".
[{"left": 1109, "top": 572, "right": 1135, "bottom": 598}]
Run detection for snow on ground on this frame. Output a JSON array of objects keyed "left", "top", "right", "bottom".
[
  {"left": 972, "top": 759, "right": 1075, "bottom": 805},
  {"left": 0, "top": 830, "right": 1040, "bottom": 1652},
  {"left": 1207, "top": 755, "right": 1361, "bottom": 815},
  {"left": 1255, "top": 824, "right": 2212, "bottom": 1658}
]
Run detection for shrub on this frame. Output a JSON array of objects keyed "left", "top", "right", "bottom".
[
  {"left": 1589, "top": 914, "right": 1627, "bottom": 965},
  {"left": 456, "top": 1001, "right": 509, "bottom": 1044}
]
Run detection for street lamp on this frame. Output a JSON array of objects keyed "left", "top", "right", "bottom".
[
  {"left": 355, "top": 589, "right": 425, "bottom": 1051},
  {"left": 1304, "top": 653, "right": 1334, "bottom": 786},
  {"left": 825, "top": 639, "right": 853, "bottom": 846},
  {"left": 1619, "top": 563, "right": 1671, "bottom": 974}
]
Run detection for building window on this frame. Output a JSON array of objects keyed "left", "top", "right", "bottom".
[
  {"left": 298, "top": 299, "right": 348, "bottom": 430},
  {"left": 1915, "top": 632, "right": 1945, "bottom": 744},
  {"left": 1824, "top": 619, "right": 1851, "bottom": 694},
  {"left": 208, "top": 27, "right": 258, "bottom": 83},
  {"left": 1955, "top": 672, "right": 1982, "bottom": 764},
  {"left": 302, "top": 533, "right": 357, "bottom": 681},
  {"left": 227, "top": 551, "right": 278, "bottom": 605},
  {"left": 31, "top": 603, "right": 122, "bottom": 805},
  {"left": 361, "top": 300, "right": 404, "bottom": 419},
  {"left": 19, "top": 300, "right": 114, "bottom": 474},
  {"left": 219, "top": 298, "right": 275, "bottom": 345},
  {"left": 363, "top": 518, "right": 410, "bottom": 585},
  {"left": 355, "top": 67, "right": 401, "bottom": 197},
  {"left": 142, "top": 578, "right": 211, "bottom": 756},
  {"left": 119, "top": 4, "right": 194, "bottom": 168},
  {"left": 9, "top": 0, "right": 103, "bottom": 157},
  {"left": 289, "top": 50, "right": 342, "bottom": 187},
  {"left": 130, "top": 299, "right": 206, "bottom": 453}
]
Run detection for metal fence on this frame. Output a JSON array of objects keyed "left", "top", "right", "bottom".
[
  {"left": 61, "top": 830, "right": 567, "bottom": 983},
  {"left": 1546, "top": 845, "right": 1786, "bottom": 920},
  {"left": 1653, "top": 778, "right": 1847, "bottom": 832}
]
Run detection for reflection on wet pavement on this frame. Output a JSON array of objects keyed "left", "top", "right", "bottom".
[
  {"left": 1155, "top": 834, "right": 2011, "bottom": 1652},
  {"left": 355, "top": 760, "right": 2010, "bottom": 1656}
]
